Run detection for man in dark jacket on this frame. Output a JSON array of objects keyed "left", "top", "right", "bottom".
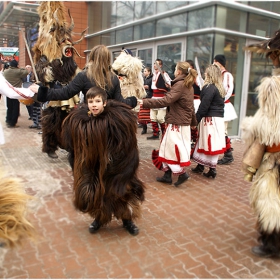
[{"left": 3, "top": 60, "right": 28, "bottom": 128}]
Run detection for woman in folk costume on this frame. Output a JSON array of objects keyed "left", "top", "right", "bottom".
[
  {"left": 112, "top": 49, "right": 146, "bottom": 113},
  {"left": 240, "top": 52, "right": 280, "bottom": 258},
  {"left": 191, "top": 64, "right": 226, "bottom": 179},
  {"left": 61, "top": 87, "right": 145, "bottom": 236},
  {"left": 141, "top": 61, "right": 197, "bottom": 187}
]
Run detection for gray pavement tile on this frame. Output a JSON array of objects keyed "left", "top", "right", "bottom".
[{"left": 0, "top": 102, "right": 280, "bottom": 278}]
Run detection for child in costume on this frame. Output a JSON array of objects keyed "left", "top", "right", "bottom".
[{"left": 61, "top": 87, "right": 145, "bottom": 235}]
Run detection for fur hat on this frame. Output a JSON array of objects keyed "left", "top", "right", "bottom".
[
  {"left": 9, "top": 60, "right": 18, "bottom": 68},
  {"left": 214, "top": 54, "right": 226, "bottom": 67}
]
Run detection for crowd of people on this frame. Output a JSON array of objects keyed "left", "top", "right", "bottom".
[{"left": 2, "top": 40, "right": 280, "bottom": 259}]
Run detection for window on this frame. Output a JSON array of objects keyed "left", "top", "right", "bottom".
[
  {"left": 186, "top": 34, "right": 214, "bottom": 76},
  {"left": 116, "top": 27, "right": 133, "bottom": 44},
  {"left": 101, "top": 32, "right": 115, "bottom": 46},
  {"left": 249, "top": 1, "right": 280, "bottom": 13},
  {"left": 156, "top": 1, "right": 187, "bottom": 13},
  {"left": 247, "top": 14, "right": 280, "bottom": 37},
  {"left": 114, "top": 2, "right": 134, "bottom": 25},
  {"left": 138, "top": 48, "right": 153, "bottom": 68},
  {"left": 188, "top": 7, "right": 215, "bottom": 31},
  {"left": 134, "top": 22, "right": 155, "bottom": 40},
  {"left": 156, "top": 14, "right": 187, "bottom": 37},
  {"left": 157, "top": 42, "right": 182, "bottom": 79},
  {"left": 216, "top": 6, "right": 247, "bottom": 32},
  {"left": 134, "top": 2, "right": 155, "bottom": 20}
]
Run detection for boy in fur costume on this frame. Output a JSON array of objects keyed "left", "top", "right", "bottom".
[
  {"left": 241, "top": 52, "right": 280, "bottom": 257},
  {"left": 61, "top": 87, "right": 145, "bottom": 235},
  {"left": 112, "top": 50, "right": 146, "bottom": 113}
]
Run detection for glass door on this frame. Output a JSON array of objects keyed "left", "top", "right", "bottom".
[
  {"left": 138, "top": 48, "right": 153, "bottom": 69},
  {"left": 156, "top": 41, "right": 184, "bottom": 80},
  {"left": 242, "top": 40, "right": 273, "bottom": 118}
]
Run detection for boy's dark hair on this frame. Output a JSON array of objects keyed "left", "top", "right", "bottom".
[
  {"left": 186, "top": 59, "right": 195, "bottom": 69},
  {"left": 155, "top": 58, "right": 163, "bottom": 65},
  {"left": 86, "top": 86, "right": 107, "bottom": 102}
]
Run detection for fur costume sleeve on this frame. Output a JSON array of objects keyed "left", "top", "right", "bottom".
[{"left": 61, "top": 101, "right": 145, "bottom": 220}]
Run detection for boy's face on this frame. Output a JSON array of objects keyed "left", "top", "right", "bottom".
[{"left": 88, "top": 95, "right": 107, "bottom": 116}]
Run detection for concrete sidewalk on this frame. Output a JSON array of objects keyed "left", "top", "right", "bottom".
[{"left": 0, "top": 101, "right": 279, "bottom": 278}]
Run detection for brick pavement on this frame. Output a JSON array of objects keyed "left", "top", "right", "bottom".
[{"left": 0, "top": 101, "right": 280, "bottom": 278}]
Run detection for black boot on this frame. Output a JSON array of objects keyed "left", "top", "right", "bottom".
[
  {"left": 218, "top": 151, "right": 234, "bottom": 165},
  {"left": 156, "top": 170, "right": 172, "bottom": 184},
  {"left": 122, "top": 219, "right": 139, "bottom": 236},
  {"left": 141, "top": 124, "right": 147, "bottom": 135},
  {"left": 174, "top": 172, "right": 189, "bottom": 187},
  {"left": 89, "top": 219, "right": 101, "bottom": 234},
  {"left": 203, "top": 168, "right": 217, "bottom": 179},
  {"left": 191, "top": 164, "right": 204, "bottom": 174},
  {"left": 47, "top": 151, "right": 58, "bottom": 159},
  {"left": 147, "top": 134, "right": 159, "bottom": 140}
]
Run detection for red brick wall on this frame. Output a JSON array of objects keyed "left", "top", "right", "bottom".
[{"left": 64, "top": 1, "right": 88, "bottom": 70}]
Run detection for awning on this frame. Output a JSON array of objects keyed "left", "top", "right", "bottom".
[{"left": 0, "top": 1, "right": 39, "bottom": 47}]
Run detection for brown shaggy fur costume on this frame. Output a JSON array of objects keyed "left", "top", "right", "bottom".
[
  {"left": 61, "top": 100, "right": 145, "bottom": 225},
  {"left": 32, "top": 1, "right": 84, "bottom": 155}
]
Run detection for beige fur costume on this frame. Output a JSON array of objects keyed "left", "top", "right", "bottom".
[
  {"left": 112, "top": 52, "right": 146, "bottom": 112},
  {"left": 241, "top": 69, "right": 280, "bottom": 254},
  {"left": 0, "top": 171, "right": 36, "bottom": 248}
]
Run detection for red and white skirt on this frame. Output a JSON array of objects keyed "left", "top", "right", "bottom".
[
  {"left": 192, "top": 117, "right": 226, "bottom": 167},
  {"left": 158, "top": 124, "right": 191, "bottom": 167}
]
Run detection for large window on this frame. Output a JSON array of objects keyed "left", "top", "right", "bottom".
[
  {"left": 247, "top": 14, "right": 280, "bottom": 37},
  {"left": 101, "top": 32, "right": 115, "bottom": 46},
  {"left": 246, "top": 52, "right": 272, "bottom": 117},
  {"left": 157, "top": 42, "right": 182, "bottom": 79},
  {"left": 134, "top": 22, "right": 155, "bottom": 41},
  {"left": 138, "top": 48, "right": 153, "bottom": 68},
  {"left": 113, "top": 2, "right": 134, "bottom": 26},
  {"left": 186, "top": 34, "right": 214, "bottom": 76},
  {"left": 249, "top": 1, "right": 280, "bottom": 13},
  {"left": 134, "top": 2, "right": 155, "bottom": 19},
  {"left": 116, "top": 27, "right": 133, "bottom": 44},
  {"left": 156, "top": 14, "right": 187, "bottom": 37},
  {"left": 216, "top": 6, "right": 247, "bottom": 33},
  {"left": 188, "top": 7, "right": 215, "bottom": 31},
  {"left": 156, "top": 1, "right": 187, "bottom": 13}
]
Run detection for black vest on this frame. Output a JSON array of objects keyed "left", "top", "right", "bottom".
[{"left": 156, "top": 73, "right": 168, "bottom": 92}]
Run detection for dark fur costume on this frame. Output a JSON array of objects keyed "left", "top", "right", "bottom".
[
  {"left": 62, "top": 100, "right": 145, "bottom": 225},
  {"left": 33, "top": 1, "right": 84, "bottom": 155},
  {"left": 244, "top": 28, "right": 280, "bottom": 57}
]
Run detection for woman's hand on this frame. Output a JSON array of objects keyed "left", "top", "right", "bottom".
[{"left": 29, "top": 84, "right": 40, "bottom": 93}]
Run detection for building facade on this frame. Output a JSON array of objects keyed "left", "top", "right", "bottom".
[
  {"left": 0, "top": 1, "right": 280, "bottom": 137},
  {"left": 86, "top": 1, "right": 280, "bottom": 137}
]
